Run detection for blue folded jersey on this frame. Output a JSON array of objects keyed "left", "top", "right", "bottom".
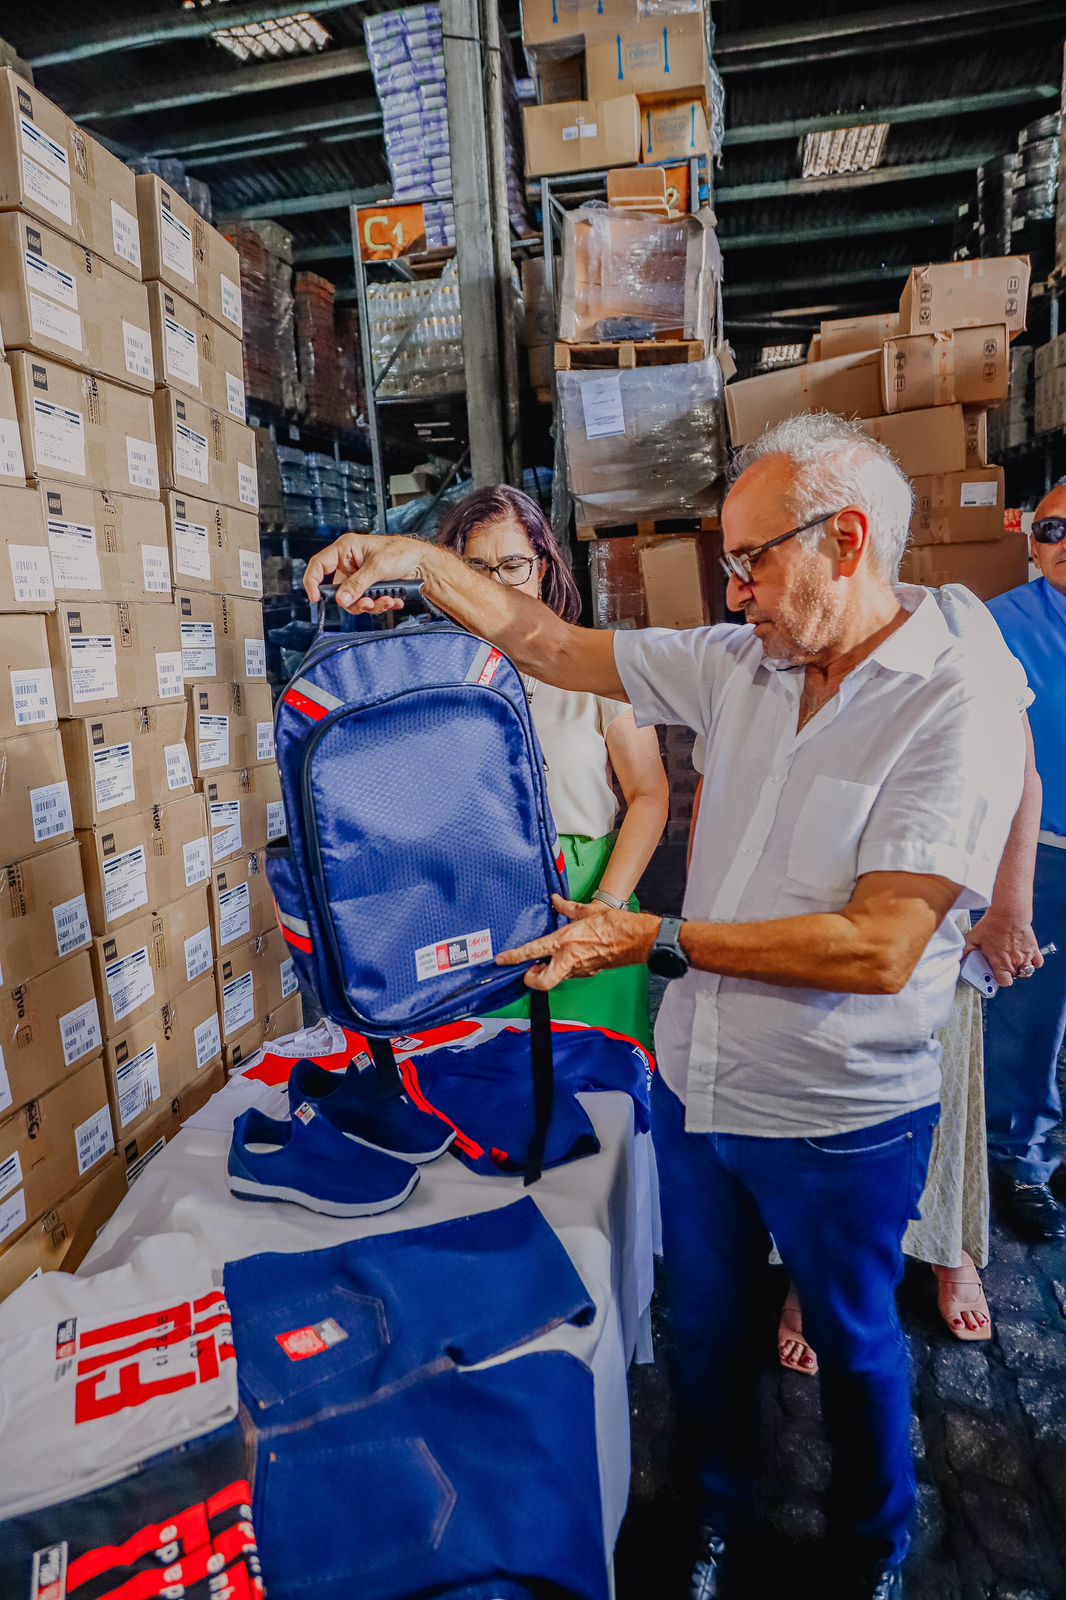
[{"left": 401, "top": 1024, "right": 654, "bottom": 1175}]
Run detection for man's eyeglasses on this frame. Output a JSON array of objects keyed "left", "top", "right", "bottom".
[
  {"left": 719, "top": 510, "right": 844, "bottom": 586},
  {"left": 1032, "top": 517, "right": 1066, "bottom": 546},
  {"left": 465, "top": 555, "right": 538, "bottom": 585}
]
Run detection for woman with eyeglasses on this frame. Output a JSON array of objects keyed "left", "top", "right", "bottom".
[{"left": 436, "top": 485, "right": 668, "bottom": 1049}]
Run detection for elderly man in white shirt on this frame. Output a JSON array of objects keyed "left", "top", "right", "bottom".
[{"left": 306, "top": 413, "right": 1024, "bottom": 1600}]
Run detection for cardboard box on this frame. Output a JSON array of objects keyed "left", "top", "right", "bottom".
[
  {"left": 153, "top": 387, "right": 258, "bottom": 513},
  {"left": 0, "top": 727, "right": 73, "bottom": 859},
  {"left": 639, "top": 537, "right": 709, "bottom": 629},
  {"left": 899, "top": 532, "right": 1029, "bottom": 600},
  {"left": 586, "top": 15, "right": 710, "bottom": 106},
  {"left": 0, "top": 1058, "right": 115, "bottom": 1253},
  {"left": 46, "top": 600, "right": 184, "bottom": 719},
  {"left": 963, "top": 405, "right": 988, "bottom": 467},
  {"left": 898, "top": 257, "right": 1031, "bottom": 339},
  {"left": 0, "top": 352, "right": 27, "bottom": 484},
  {"left": 859, "top": 406, "right": 971, "bottom": 477},
  {"left": 0, "top": 70, "right": 141, "bottom": 280},
  {"left": 726, "top": 350, "right": 884, "bottom": 446},
  {"left": 524, "top": 98, "right": 641, "bottom": 178},
  {"left": 0, "top": 839, "right": 91, "bottom": 993},
  {"left": 201, "top": 764, "right": 286, "bottom": 862},
  {"left": 535, "top": 53, "right": 586, "bottom": 104},
  {"left": 0, "top": 948, "right": 101, "bottom": 1113},
  {"left": 817, "top": 312, "right": 899, "bottom": 362},
  {"left": 0, "top": 613, "right": 55, "bottom": 737},
  {"left": 910, "top": 468, "right": 1005, "bottom": 547},
  {"left": 208, "top": 848, "right": 274, "bottom": 952},
  {"left": 0, "top": 1154, "right": 125, "bottom": 1301},
  {"left": 164, "top": 492, "right": 262, "bottom": 598},
  {"left": 0, "top": 211, "right": 153, "bottom": 390},
  {"left": 60, "top": 700, "right": 193, "bottom": 830},
  {"left": 216, "top": 926, "right": 298, "bottom": 1042},
  {"left": 0, "top": 481, "right": 54, "bottom": 610},
  {"left": 185, "top": 681, "right": 276, "bottom": 778},
  {"left": 880, "top": 325, "right": 1009, "bottom": 414},
  {"left": 146, "top": 281, "right": 246, "bottom": 420},
  {"left": 521, "top": 0, "right": 638, "bottom": 48},
  {"left": 104, "top": 972, "right": 222, "bottom": 1139},
  {"left": 135, "top": 174, "right": 243, "bottom": 335},
  {"left": 77, "top": 793, "right": 211, "bottom": 935},
  {"left": 8, "top": 352, "right": 160, "bottom": 498},
  {"left": 91, "top": 888, "right": 213, "bottom": 1037},
  {"left": 112, "top": 1059, "right": 225, "bottom": 1186},
  {"left": 641, "top": 98, "right": 711, "bottom": 162},
  {"left": 41, "top": 480, "right": 171, "bottom": 605},
  {"left": 223, "top": 993, "right": 304, "bottom": 1075},
  {"left": 176, "top": 591, "right": 267, "bottom": 685}
]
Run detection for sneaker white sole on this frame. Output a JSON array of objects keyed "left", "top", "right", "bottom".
[
  {"left": 228, "top": 1169, "right": 419, "bottom": 1216},
  {"left": 341, "top": 1126, "right": 457, "bottom": 1165}
]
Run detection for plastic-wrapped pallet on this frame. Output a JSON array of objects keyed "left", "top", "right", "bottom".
[
  {"left": 224, "top": 221, "right": 300, "bottom": 416},
  {"left": 254, "top": 426, "right": 285, "bottom": 526},
  {"left": 366, "top": 261, "right": 464, "bottom": 398},
  {"left": 295, "top": 272, "right": 348, "bottom": 431},
  {"left": 335, "top": 306, "right": 365, "bottom": 430},
  {"left": 558, "top": 205, "right": 722, "bottom": 345},
  {"left": 559, "top": 357, "right": 728, "bottom": 528}
]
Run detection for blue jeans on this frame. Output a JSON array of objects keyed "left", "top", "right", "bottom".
[
  {"left": 983, "top": 842, "right": 1066, "bottom": 1186},
  {"left": 652, "top": 1073, "right": 937, "bottom": 1570}
]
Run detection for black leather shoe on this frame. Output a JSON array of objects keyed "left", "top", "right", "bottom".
[
  {"left": 689, "top": 1526, "right": 729, "bottom": 1600},
  {"left": 999, "top": 1178, "right": 1066, "bottom": 1241},
  {"left": 867, "top": 1567, "right": 904, "bottom": 1599}
]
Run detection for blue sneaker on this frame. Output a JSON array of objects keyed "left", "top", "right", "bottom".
[
  {"left": 228, "top": 1104, "right": 420, "bottom": 1216},
  {"left": 288, "top": 1058, "right": 457, "bottom": 1164}
]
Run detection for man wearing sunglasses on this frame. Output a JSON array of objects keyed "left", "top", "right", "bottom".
[
  {"left": 306, "top": 412, "right": 1024, "bottom": 1600},
  {"left": 983, "top": 482, "right": 1066, "bottom": 1241}
]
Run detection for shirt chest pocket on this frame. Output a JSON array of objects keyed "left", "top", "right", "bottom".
[{"left": 786, "top": 774, "right": 880, "bottom": 899}]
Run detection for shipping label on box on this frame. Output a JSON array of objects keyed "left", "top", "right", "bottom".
[
  {"left": 0, "top": 482, "right": 54, "bottom": 610},
  {"left": 585, "top": 15, "right": 710, "bottom": 105},
  {"left": 0, "top": 70, "right": 141, "bottom": 279},
  {"left": 897, "top": 256, "right": 1031, "bottom": 339},
  {"left": 0, "top": 838, "right": 91, "bottom": 995},
  {"left": 9, "top": 352, "right": 159, "bottom": 498},
  {"left": 46, "top": 600, "right": 184, "bottom": 719},
  {"left": 0, "top": 728, "right": 73, "bottom": 860},
  {"left": 40, "top": 480, "right": 171, "bottom": 604},
  {"left": 146, "top": 282, "right": 246, "bottom": 419},
  {"left": 880, "top": 325, "right": 1009, "bottom": 414},
  {"left": 104, "top": 972, "right": 222, "bottom": 1138},
  {"left": 0, "top": 1058, "right": 114, "bottom": 1254},
  {"left": 154, "top": 388, "right": 258, "bottom": 513},
  {"left": 0, "top": 212, "right": 153, "bottom": 390},
  {"left": 165, "top": 491, "right": 262, "bottom": 597},
  {"left": 909, "top": 467, "right": 1005, "bottom": 547},
  {"left": 200, "top": 763, "right": 285, "bottom": 860},
  {"left": 60, "top": 701, "right": 191, "bottom": 832},
  {"left": 135, "top": 174, "right": 243, "bottom": 333},
  {"left": 215, "top": 926, "right": 293, "bottom": 1042},
  {"left": 91, "top": 889, "right": 213, "bottom": 1037},
  {"left": 524, "top": 97, "right": 641, "bottom": 177},
  {"left": 209, "top": 849, "right": 273, "bottom": 951},
  {"left": 0, "top": 614, "right": 55, "bottom": 738},
  {"left": 186, "top": 681, "right": 274, "bottom": 778},
  {"left": 0, "top": 948, "right": 101, "bottom": 1114}
]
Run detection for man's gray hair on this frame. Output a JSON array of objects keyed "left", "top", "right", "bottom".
[{"left": 732, "top": 412, "right": 914, "bottom": 582}]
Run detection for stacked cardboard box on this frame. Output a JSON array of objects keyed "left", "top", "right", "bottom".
[
  {"left": 521, "top": 0, "right": 714, "bottom": 177},
  {"left": 724, "top": 256, "right": 1032, "bottom": 601}
]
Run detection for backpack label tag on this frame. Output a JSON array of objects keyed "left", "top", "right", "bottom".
[{"left": 415, "top": 928, "right": 493, "bottom": 982}]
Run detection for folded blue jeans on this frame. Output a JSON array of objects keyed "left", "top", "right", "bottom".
[{"left": 652, "top": 1072, "right": 937, "bottom": 1570}]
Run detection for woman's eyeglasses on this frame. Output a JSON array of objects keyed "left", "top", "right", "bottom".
[
  {"left": 465, "top": 555, "right": 538, "bottom": 585},
  {"left": 1032, "top": 517, "right": 1066, "bottom": 546},
  {"left": 719, "top": 510, "right": 844, "bottom": 586}
]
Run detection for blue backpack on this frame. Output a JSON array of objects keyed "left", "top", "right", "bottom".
[{"left": 268, "top": 583, "right": 568, "bottom": 1180}]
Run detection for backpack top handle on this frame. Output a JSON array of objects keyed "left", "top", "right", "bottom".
[{"left": 311, "top": 580, "right": 440, "bottom": 638}]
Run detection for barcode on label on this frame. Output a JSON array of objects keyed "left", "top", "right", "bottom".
[
  {"left": 0, "top": 1151, "right": 23, "bottom": 1202},
  {"left": 126, "top": 436, "right": 159, "bottom": 492},
  {"left": 155, "top": 651, "right": 184, "bottom": 701},
  {"left": 141, "top": 544, "right": 172, "bottom": 594},
  {"left": 8, "top": 545, "right": 55, "bottom": 605},
  {"left": 223, "top": 970, "right": 255, "bottom": 1035},
  {"left": 116, "top": 1043, "right": 161, "bottom": 1127},
  {"left": 10, "top": 668, "right": 56, "bottom": 727},
  {"left": 195, "top": 1012, "right": 222, "bottom": 1069},
  {"left": 165, "top": 742, "right": 193, "bottom": 791},
  {"left": 256, "top": 723, "right": 274, "bottom": 761},
  {"left": 281, "top": 957, "right": 298, "bottom": 999},
  {"left": 60, "top": 997, "right": 102, "bottom": 1067},
  {"left": 219, "top": 883, "right": 251, "bottom": 946},
  {"left": 267, "top": 800, "right": 286, "bottom": 841},
  {"left": 31, "top": 781, "right": 73, "bottom": 843},
  {"left": 185, "top": 926, "right": 213, "bottom": 983},
  {"left": 183, "top": 836, "right": 210, "bottom": 887},
  {"left": 53, "top": 894, "right": 91, "bottom": 957},
  {"left": 239, "top": 548, "right": 263, "bottom": 593},
  {"left": 74, "top": 1105, "right": 114, "bottom": 1176}
]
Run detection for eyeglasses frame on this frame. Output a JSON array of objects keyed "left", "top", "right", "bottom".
[{"left": 719, "top": 508, "right": 847, "bottom": 586}]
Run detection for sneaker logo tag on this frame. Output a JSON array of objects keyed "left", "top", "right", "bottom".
[
  {"left": 294, "top": 1102, "right": 316, "bottom": 1124},
  {"left": 276, "top": 1318, "right": 349, "bottom": 1361}
]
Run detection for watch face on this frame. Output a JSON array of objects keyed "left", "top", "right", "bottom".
[{"left": 648, "top": 945, "right": 687, "bottom": 980}]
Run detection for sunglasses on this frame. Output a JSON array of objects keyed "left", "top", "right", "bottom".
[{"left": 1032, "top": 517, "right": 1066, "bottom": 545}]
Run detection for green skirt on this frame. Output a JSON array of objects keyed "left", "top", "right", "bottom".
[{"left": 486, "top": 832, "right": 653, "bottom": 1051}]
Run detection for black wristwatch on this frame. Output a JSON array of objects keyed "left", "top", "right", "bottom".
[{"left": 648, "top": 916, "right": 689, "bottom": 980}]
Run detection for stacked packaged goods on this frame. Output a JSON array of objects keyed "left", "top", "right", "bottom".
[
  {"left": 366, "top": 260, "right": 464, "bottom": 397},
  {"left": 295, "top": 271, "right": 348, "bottom": 431},
  {"left": 223, "top": 220, "right": 301, "bottom": 416},
  {"left": 724, "top": 256, "right": 1032, "bottom": 602}
]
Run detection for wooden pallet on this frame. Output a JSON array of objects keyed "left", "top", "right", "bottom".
[
  {"left": 556, "top": 338, "right": 705, "bottom": 372},
  {"left": 576, "top": 513, "right": 720, "bottom": 543}
]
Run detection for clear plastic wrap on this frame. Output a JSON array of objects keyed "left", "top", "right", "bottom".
[
  {"left": 559, "top": 355, "right": 728, "bottom": 527},
  {"left": 254, "top": 426, "right": 285, "bottom": 525},
  {"left": 334, "top": 306, "right": 366, "bottom": 429},
  {"left": 224, "top": 221, "right": 300, "bottom": 415},
  {"left": 559, "top": 203, "right": 721, "bottom": 346},
  {"left": 366, "top": 260, "right": 464, "bottom": 398},
  {"left": 295, "top": 272, "right": 351, "bottom": 431}
]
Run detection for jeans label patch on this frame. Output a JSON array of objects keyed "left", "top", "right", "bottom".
[{"left": 276, "top": 1318, "right": 348, "bottom": 1361}]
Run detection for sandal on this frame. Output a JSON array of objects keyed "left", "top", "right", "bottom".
[
  {"left": 934, "top": 1256, "right": 992, "bottom": 1342},
  {"left": 778, "top": 1288, "right": 818, "bottom": 1376}
]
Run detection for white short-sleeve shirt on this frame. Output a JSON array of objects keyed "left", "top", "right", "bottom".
[
  {"left": 614, "top": 588, "right": 1025, "bottom": 1137},
  {"left": 530, "top": 681, "right": 629, "bottom": 840}
]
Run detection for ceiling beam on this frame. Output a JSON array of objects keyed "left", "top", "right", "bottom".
[
  {"left": 721, "top": 206, "right": 958, "bottom": 250},
  {"left": 724, "top": 85, "right": 1058, "bottom": 146},
  {"left": 184, "top": 126, "right": 382, "bottom": 169},
  {"left": 147, "top": 100, "right": 382, "bottom": 158},
  {"left": 25, "top": 0, "right": 360, "bottom": 67},
  {"left": 717, "top": 0, "right": 1054, "bottom": 56},
  {"left": 716, "top": 152, "right": 999, "bottom": 203},
  {"left": 294, "top": 242, "right": 354, "bottom": 263},
  {"left": 726, "top": 265, "right": 912, "bottom": 298},
  {"left": 70, "top": 46, "right": 369, "bottom": 124},
  {"left": 227, "top": 185, "right": 390, "bottom": 219}
]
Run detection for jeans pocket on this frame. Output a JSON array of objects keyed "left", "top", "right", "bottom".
[
  {"left": 802, "top": 1123, "right": 912, "bottom": 1156},
  {"left": 236, "top": 1285, "right": 389, "bottom": 1414},
  {"left": 266, "top": 846, "right": 317, "bottom": 997}
]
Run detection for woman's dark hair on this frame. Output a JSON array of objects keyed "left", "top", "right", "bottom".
[{"left": 437, "top": 485, "right": 582, "bottom": 623}]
